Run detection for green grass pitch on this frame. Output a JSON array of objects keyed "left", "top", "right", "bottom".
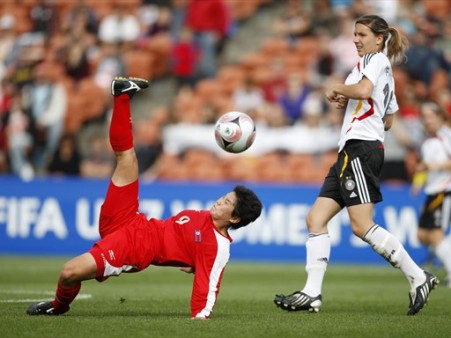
[{"left": 1, "top": 256, "right": 450, "bottom": 338}]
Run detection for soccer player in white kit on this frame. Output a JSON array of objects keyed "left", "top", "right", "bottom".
[
  {"left": 274, "top": 15, "right": 438, "bottom": 316},
  {"left": 414, "top": 102, "right": 451, "bottom": 287}
]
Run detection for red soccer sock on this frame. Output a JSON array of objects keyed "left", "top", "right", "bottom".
[
  {"left": 52, "top": 282, "right": 81, "bottom": 312},
  {"left": 109, "top": 95, "right": 133, "bottom": 151}
]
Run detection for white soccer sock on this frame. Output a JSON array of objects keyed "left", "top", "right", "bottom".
[
  {"left": 363, "top": 224, "right": 425, "bottom": 288},
  {"left": 302, "top": 233, "right": 330, "bottom": 297},
  {"left": 434, "top": 238, "right": 451, "bottom": 279}
]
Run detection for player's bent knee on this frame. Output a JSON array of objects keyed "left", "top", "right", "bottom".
[
  {"left": 59, "top": 257, "right": 94, "bottom": 286},
  {"left": 59, "top": 263, "right": 81, "bottom": 286}
]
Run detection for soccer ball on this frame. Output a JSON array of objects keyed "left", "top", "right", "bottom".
[{"left": 214, "top": 111, "right": 256, "bottom": 153}]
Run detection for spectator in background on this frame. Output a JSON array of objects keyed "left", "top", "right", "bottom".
[
  {"left": 63, "top": 0, "right": 99, "bottom": 36},
  {"left": 278, "top": 72, "right": 311, "bottom": 125},
  {"left": 145, "top": 5, "right": 171, "bottom": 37},
  {"left": 261, "top": 58, "right": 287, "bottom": 104},
  {"left": 170, "top": 26, "right": 200, "bottom": 89},
  {"left": 313, "top": 29, "right": 335, "bottom": 82},
  {"left": 299, "top": 90, "right": 328, "bottom": 128},
  {"left": 310, "top": 0, "right": 338, "bottom": 37},
  {"left": 232, "top": 76, "right": 264, "bottom": 114},
  {"left": 0, "top": 14, "right": 16, "bottom": 68},
  {"left": 24, "top": 62, "right": 67, "bottom": 173},
  {"left": 399, "top": 84, "right": 426, "bottom": 149},
  {"left": 0, "top": 78, "right": 14, "bottom": 173},
  {"left": 169, "top": 0, "right": 188, "bottom": 39},
  {"left": 436, "top": 88, "right": 451, "bottom": 116},
  {"left": 47, "top": 133, "right": 81, "bottom": 176},
  {"left": 395, "top": 0, "right": 417, "bottom": 37},
  {"left": 56, "top": 9, "right": 97, "bottom": 84},
  {"left": 5, "top": 92, "right": 34, "bottom": 180},
  {"left": 253, "top": 102, "right": 287, "bottom": 128},
  {"left": 0, "top": 150, "right": 7, "bottom": 173},
  {"left": 380, "top": 114, "right": 415, "bottom": 184},
  {"left": 404, "top": 27, "right": 450, "bottom": 98},
  {"left": 273, "top": 0, "right": 313, "bottom": 44},
  {"left": 185, "top": 0, "right": 230, "bottom": 78},
  {"left": 435, "top": 18, "right": 451, "bottom": 65},
  {"left": 98, "top": 2, "right": 141, "bottom": 51},
  {"left": 30, "top": 0, "right": 59, "bottom": 37},
  {"left": 365, "top": 0, "right": 399, "bottom": 24},
  {"left": 0, "top": 77, "right": 13, "bottom": 117},
  {"left": 57, "top": 32, "right": 91, "bottom": 83},
  {"left": 80, "top": 132, "right": 114, "bottom": 178},
  {"left": 137, "top": 1, "right": 161, "bottom": 36},
  {"left": 329, "top": 8, "right": 360, "bottom": 76},
  {"left": 8, "top": 33, "right": 46, "bottom": 89},
  {"left": 329, "top": 0, "right": 354, "bottom": 11},
  {"left": 134, "top": 120, "right": 163, "bottom": 178},
  {"left": 93, "top": 42, "right": 126, "bottom": 92}
]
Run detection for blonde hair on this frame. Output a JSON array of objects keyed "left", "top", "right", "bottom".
[{"left": 355, "top": 15, "right": 409, "bottom": 64}]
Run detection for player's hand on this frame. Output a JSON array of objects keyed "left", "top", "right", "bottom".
[
  {"left": 415, "top": 162, "right": 428, "bottom": 172},
  {"left": 179, "top": 266, "right": 194, "bottom": 274},
  {"left": 325, "top": 89, "right": 338, "bottom": 103},
  {"left": 336, "top": 96, "right": 348, "bottom": 109}
]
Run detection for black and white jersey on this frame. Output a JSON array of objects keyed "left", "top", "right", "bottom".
[
  {"left": 422, "top": 125, "right": 451, "bottom": 195},
  {"left": 338, "top": 52, "right": 398, "bottom": 152}
]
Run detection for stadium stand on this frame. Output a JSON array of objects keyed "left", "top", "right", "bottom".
[{"left": 0, "top": 0, "right": 449, "bottom": 183}]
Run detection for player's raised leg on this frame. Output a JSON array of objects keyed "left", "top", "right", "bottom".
[
  {"left": 110, "top": 77, "right": 149, "bottom": 187},
  {"left": 97, "top": 77, "right": 149, "bottom": 239},
  {"left": 26, "top": 77, "right": 149, "bottom": 316}
]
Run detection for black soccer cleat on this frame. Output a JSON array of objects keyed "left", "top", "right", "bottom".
[
  {"left": 274, "top": 291, "right": 322, "bottom": 313},
  {"left": 407, "top": 271, "right": 439, "bottom": 316},
  {"left": 111, "top": 77, "right": 149, "bottom": 98},
  {"left": 26, "top": 301, "right": 69, "bottom": 316}
]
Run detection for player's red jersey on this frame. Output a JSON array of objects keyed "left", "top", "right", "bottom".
[
  {"left": 153, "top": 210, "right": 233, "bottom": 318},
  {"left": 90, "top": 181, "right": 232, "bottom": 318}
]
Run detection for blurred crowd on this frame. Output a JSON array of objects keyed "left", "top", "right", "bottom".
[{"left": 0, "top": 0, "right": 449, "bottom": 184}]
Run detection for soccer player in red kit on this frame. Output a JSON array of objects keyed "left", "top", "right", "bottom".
[{"left": 26, "top": 77, "right": 263, "bottom": 319}]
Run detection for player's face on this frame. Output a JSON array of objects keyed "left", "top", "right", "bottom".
[
  {"left": 421, "top": 106, "right": 443, "bottom": 135},
  {"left": 353, "top": 23, "right": 383, "bottom": 57},
  {"left": 210, "top": 192, "right": 237, "bottom": 221}
]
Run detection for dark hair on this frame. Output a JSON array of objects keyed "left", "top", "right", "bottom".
[
  {"left": 230, "top": 185, "right": 263, "bottom": 230},
  {"left": 355, "top": 15, "right": 408, "bottom": 64}
]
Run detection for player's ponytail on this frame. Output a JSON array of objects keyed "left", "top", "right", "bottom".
[
  {"left": 386, "top": 26, "right": 409, "bottom": 64},
  {"left": 355, "top": 15, "right": 408, "bottom": 64}
]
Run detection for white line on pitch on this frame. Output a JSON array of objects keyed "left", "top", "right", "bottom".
[
  {"left": 0, "top": 292, "right": 92, "bottom": 303},
  {"left": 0, "top": 290, "right": 55, "bottom": 295}
]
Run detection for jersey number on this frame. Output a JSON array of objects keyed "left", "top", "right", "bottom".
[{"left": 383, "top": 83, "right": 393, "bottom": 115}]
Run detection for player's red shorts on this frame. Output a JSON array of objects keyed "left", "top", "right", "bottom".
[{"left": 88, "top": 180, "right": 160, "bottom": 282}]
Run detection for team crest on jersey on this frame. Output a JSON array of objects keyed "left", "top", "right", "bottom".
[
  {"left": 344, "top": 178, "right": 356, "bottom": 191},
  {"left": 194, "top": 229, "right": 202, "bottom": 243}
]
